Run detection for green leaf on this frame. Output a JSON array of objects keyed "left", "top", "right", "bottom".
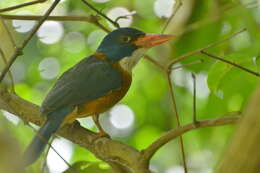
[{"left": 207, "top": 61, "right": 231, "bottom": 92}]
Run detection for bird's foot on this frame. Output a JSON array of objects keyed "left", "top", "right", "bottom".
[
  {"left": 95, "top": 130, "right": 110, "bottom": 138},
  {"left": 91, "top": 130, "right": 110, "bottom": 145}
]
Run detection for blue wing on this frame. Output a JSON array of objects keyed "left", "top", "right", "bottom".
[{"left": 41, "top": 56, "right": 122, "bottom": 114}]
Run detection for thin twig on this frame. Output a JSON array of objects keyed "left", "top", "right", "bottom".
[
  {"left": 167, "top": 28, "right": 247, "bottom": 68},
  {"left": 0, "top": 0, "right": 47, "bottom": 13},
  {"left": 201, "top": 51, "right": 260, "bottom": 77},
  {"left": 81, "top": 0, "right": 119, "bottom": 28},
  {"left": 114, "top": 11, "right": 137, "bottom": 23},
  {"left": 166, "top": 73, "right": 188, "bottom": 173},
  {"left": 142, "top": 115, "right": 241, "bottom": 161},
  {"left": 161, "top": 0, "right": 183, "bottom": 33},
  {"left": 0, "top": 48, "right": 15, "bottom": 92},
  {"left": 27, "top": 123, "right": 78, "bottom": 173},
  {"left": 0, "top": 19, "right": 16, "bottom": 47},
  {"left": 171, "top": 59, "right": 204, "bottom": 70},
  {"left": 144, "top": 55, "right": 165, "bottom": 71},
  {"left": 0, "top": 14, "right": 110, "bottom": 33},
  {"left": 0, "top": 0, "right": 61, "bottom": 83},
  {"left": 0, "top": 86, "right": 243, "bottom": 172},
  {"left": 191, "top": 73, "right": 197, "bottom": 123},
  {"left": 41, "top": 137, "right": 54, "bottom": 173}
]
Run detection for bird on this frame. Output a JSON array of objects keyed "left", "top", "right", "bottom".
[{"left": 23, "top": 27, "right": 172, "bottom": 166}]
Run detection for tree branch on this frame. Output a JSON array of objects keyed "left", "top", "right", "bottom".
[
  {"left": 0, "top": 86, "right": 240, "bottom": 173},
  {"left": 0, "top": 87, "right": 148, "bottom": 173},
  {"left": 81, "top": 0, "right": 119, "bottom": 28},
  {"left": 0, "top": 0, "right": 61, "bottom": 83},
  {"left": 167, "top": 28, "right": 247, "bottom": 68},
  {"left": 141, "top": 115, "right": 240, "bottom": 162},
  {"left": 0, "top": 14, "right": 110, "bottom": 33},
  {"left": 0, "top": 0, "right": 47, "bottom": 13},
  {"left": 217, "top": 87, "right": 260, "bottom": 173}
]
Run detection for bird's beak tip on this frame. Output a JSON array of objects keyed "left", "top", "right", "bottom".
[{"left": 134, "top": 34, "right": 173, "bottom": 48}]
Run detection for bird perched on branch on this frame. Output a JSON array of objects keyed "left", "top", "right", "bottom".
[{"left": 24, "top": 27, "right": 172, "bottom": 166}]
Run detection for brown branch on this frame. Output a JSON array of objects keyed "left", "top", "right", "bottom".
[
  {"left": 81, "top": 0, "right": 119, "bottom": 28},
  {"left": 161, "top": 0, "right": 183, "bottom": 33},
  {"left": 144, "top": 55, "right": 165, "bottom": 71},
  {"left": 0, "top": 0, "right": 61, "bottom": 83},
  {"left": 167, "top": 28, "right": 247, "bottom": 68},
  {"left": 166, "top": 73, "right": 188, "bottom": 173},
  {"left": 0, "top": 86, "right": 240, "bottom": 173},
  {"left": 0, "top": 14, "right": 110, "bottom": 33},
  {"left": 171, "top": 59, "right": 204, "bottom": 70},
  {"left": 201, "top": 51, "right": 260, "bottom": 77},
  {"left": 0, "top": 48, "right": 15, "bottom": 92},
  {"left": 0, "top": 87, "right": 148, "bottom": 173},
  {"left": 0, "top": 0, "right": 47, "bottom": 13},
  {"left": 0, "top": 19, "right": 16, "bottom": 47},
  {"left": 191, "top": 73, "right": 197, "bottom": 123},
  {"left": 141, "top": 115, "right": 241, "bottom": 162}
]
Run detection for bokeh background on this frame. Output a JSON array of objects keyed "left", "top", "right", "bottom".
[{"left": 0, "top": 0, "right": 260, "bottom": 172}]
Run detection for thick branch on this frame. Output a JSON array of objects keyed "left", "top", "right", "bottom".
[
  {"left": 217, "top": 87, "right": 260, "bottom": 173},
  {"left": 141, "top": 115, "right": 240, "bottom": 162},
  {"left": 0, "top": 87, "right": 148, "bottom": 173},
  {"left": 0, "top": 86, "right": 240, "bottom": 173}
]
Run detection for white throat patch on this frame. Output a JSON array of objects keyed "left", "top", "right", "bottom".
[{"left": 119, "top": 48, "right": 148, "bottom": 73}]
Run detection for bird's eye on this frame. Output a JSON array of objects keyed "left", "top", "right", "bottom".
[{"left": 121, "top": 36, "right": 132, "bottom": 43}]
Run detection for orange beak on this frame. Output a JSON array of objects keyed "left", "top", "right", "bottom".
[{"left": 134, "top": 34, "right": 173, "bottom": 48}]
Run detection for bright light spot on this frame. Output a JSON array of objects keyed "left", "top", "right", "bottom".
[
  {"left": 230, "top": 31, "right": 251, "bottom": 51},
  {"left": 2, "top": 111, "right": 20, "bottom": 125},
  {"left": 172, "top": 69, "right": 210, "bottom": 98},
  {"left": 10, "top": 61, "right": 26, "bottom": 83},
  {"left": 254, "top": 6, "right": 260, "bottom": 23},
  {"left": 12, "top": 11, "right": 36, "bottom": 33},
  {"left": 109, "top": 104, "right": 135, "bottom": 129},
  {"left": 172, "top": 65, "right": 187, "bottom": 87},
  {"left": 39, "top": 57, "right": 60, "bottom": 80},
  {"left": 37, "top": 21, "right": 64, "bottom": 44},
  {"left": 47, "top": 138, "right": 73, "bottom": 173},
  {"left": 221, "top": 22, "right": 232, "bottom": 35},
  {"left": 201, "top": 168, "right": 213, "bottom": 173},
  {"left": 107, "top": 7, "right": 134, "bottom": 28},
  {"left": 187, "top": 150, "right": 213, "bottom": 170},
  {"left": 87, "top": 30, "right": 106, "bottom": 50},
  {"left": 154, "top": 0, "right": 175, "bottom": 18},
  {"left": 63, "top": 32, "right": 85, "bottom": 53},
  {"left": 215, "top": 90, "right": 224, "bottom": 99},
  {"left": 92, "top": 0, "right": 110, "bottom": 3},
  {"left": 78, "top": 117, "right": 95, "bottom": 129},
  {"left": 192, "top": 73, "right": 210, "bottom": 98},
  {"left": 165, "top": 166, "right": 184, "bottom": 173},
  {"left": 150, "top": 164, "right": 159, "bottom": 173}
]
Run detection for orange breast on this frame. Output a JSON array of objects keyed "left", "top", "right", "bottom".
[{"left": 64, "top": 62, "right": 132, "bottom": 124}]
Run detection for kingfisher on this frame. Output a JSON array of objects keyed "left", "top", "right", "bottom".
[{"left": 24, "top": 27, "right": 172, "bottom": 166}]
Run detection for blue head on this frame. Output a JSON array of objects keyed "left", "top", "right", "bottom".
[
  {"left": 97, "top": 28, "right": 145, "bottom": 62},
  {"left": 97, "top": 28, "right": 173, "bottom": 71}
]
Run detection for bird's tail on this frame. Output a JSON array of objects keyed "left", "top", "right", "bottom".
[{"left": 23, "top": 106, "right": 74, "bottom": 166}]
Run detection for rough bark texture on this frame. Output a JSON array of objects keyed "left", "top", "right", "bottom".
[
  {"left": 217, "top": 86, "right": 260, "bottom": 173},
  {"left": 0, "top": 86, "right": 240, "bottom": 173}
]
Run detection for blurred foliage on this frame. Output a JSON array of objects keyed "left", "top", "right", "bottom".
[
  {"left": 0, "top": 0, "right": 260, "bottom": 173},
  {"left": 64, "top": 161, "right": 112, "bottom": 173}
]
